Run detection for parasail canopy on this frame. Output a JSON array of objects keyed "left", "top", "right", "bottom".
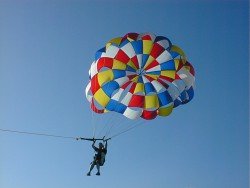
[{"left": 86, "top": 32, "right": 195, "bottom": 120}]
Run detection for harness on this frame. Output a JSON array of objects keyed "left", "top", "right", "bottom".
[{"left": 94, "top": 148, "right": 107, "bottom": 166}]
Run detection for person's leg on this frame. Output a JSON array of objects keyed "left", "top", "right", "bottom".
[
  {"left": 87, "top": 162, "right": 95, "bottom": 176},
  {"left": 96, "top": 162, "right": 100, "bottom": 175}
]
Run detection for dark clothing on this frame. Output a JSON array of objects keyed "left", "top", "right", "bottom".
[
  {"left": 92, "top": 144, "right": 107, "bottom": 166},
  {"left": 87, "top": 141, "right": 109, "bottom": 176}
]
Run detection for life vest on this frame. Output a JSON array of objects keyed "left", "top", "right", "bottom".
[
  {"left": 99, "top": 152, "right": 106, "bottom": 166},
  {"left": 94, "top": 148, "right": 107, "bottom": 166}
]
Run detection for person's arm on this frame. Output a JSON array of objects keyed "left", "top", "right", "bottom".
[
  {"left": 92, "top": 140, "right": 98, "bottom": 151},
  {"left": 104, "top": 140, "right": 108, "bottom": 150}
]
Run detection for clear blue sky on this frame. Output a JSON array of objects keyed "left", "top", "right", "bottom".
[{"left": 0, "top": 0, "right": 249, "bottom": 188}]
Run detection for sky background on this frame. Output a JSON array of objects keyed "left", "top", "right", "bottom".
[{"left": 0, "top": 0, "right": 249, "bottom": 188}]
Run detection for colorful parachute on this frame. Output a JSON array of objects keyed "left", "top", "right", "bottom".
[{"left": 86, "top": 33, "right": 195, "bottom": 120}]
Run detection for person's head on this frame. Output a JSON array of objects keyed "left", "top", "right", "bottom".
[{"left": 99, "top": 142, "right": 104, "bottom": 148}]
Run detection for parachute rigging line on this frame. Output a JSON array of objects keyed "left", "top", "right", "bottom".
[
  {"left": 0, "top": 128, "right": 76, "bottom": 139},
  {"left": 0, "top": 127, "right": 134, "bottom": 141},
  {"left": 109, "top": 120, "right": 144, "bottom": 139}
]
